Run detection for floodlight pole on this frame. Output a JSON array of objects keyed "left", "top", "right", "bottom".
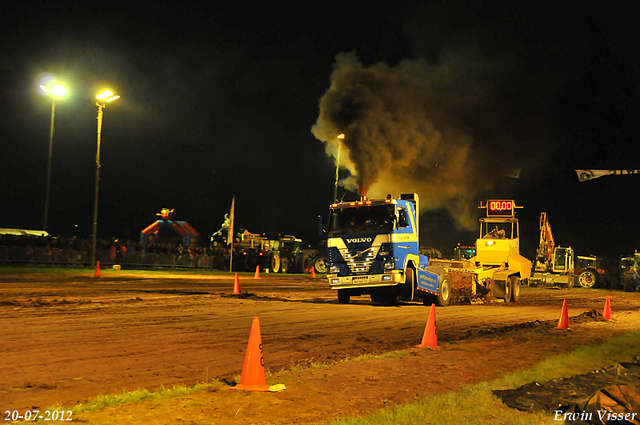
[
  {"left": 90, "top": 102, "right": 105, "bottom": 269},
  {"left": 43, "top": 99, "right": 55, "bottom": 231}
]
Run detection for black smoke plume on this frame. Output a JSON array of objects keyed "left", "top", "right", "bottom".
[{"left": 312, "top": 51, "right": 556, "bottom": 229}]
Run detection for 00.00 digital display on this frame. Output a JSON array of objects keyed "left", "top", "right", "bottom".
[{"left": 487, "top": 200, "right": 513, "bottom": 215}]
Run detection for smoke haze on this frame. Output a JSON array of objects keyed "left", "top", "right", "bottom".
[{"left": 312, "top": 50, "right": 556, "bottom": 229}]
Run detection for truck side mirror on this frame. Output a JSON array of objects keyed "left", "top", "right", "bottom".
[
  {"left": 398, "top": 209, "right": 408, "bottom": 228},
  {"left": 317, "top": 215, "right": 325, "bottom": 236}
]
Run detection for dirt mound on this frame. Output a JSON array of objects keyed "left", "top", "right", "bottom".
[
  {"left": 442, "top": 309, "right": 610, "bottom": 342},
  {"left": 0, "top": 297, "right": 81, "bottom": 308}
]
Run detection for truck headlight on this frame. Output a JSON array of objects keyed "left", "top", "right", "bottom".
[
  {"left": 384, "top": 261, "right": 395, "bottom": 270},
  {"left": 330, "top": 266, "right": 340, "bottom": 273}
]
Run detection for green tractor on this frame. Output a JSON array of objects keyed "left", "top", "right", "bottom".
[
  {"left": 268, "top": 235, "right": 328, "bottom": 274},
  {"left": 620, "top": 252, "right": 640, "bottom": 291},
  {"left": 268, "top": 235, "right": 305, "bottom": 273}
]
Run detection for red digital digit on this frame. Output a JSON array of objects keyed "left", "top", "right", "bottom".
[{"left": 487, "top": 200, "right": 514, "bottom": 216}]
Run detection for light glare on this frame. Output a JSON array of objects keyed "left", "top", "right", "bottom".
[
  {"left": 96, "top": 90, "right": 114, "bottom": 100},
  {"left": 51, "top": 85, "right": 66, "bottom": 96}
]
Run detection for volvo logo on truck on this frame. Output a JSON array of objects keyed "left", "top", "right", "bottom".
[{"left": 346, "top": 237, "right": 372, "bottom": 243}]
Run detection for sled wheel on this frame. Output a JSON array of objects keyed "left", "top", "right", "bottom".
[{"left": 437, "top": 274, "right": 451, "bottom": 307}]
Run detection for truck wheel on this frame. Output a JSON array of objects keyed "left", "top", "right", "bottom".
[
  {"left": 270, "top": 253, "right": 280, "bottom": 273},
  {"left": 578, "top": 270, "right": 597, "bottom": 288},
  {"left": 280, "top": 257, "right": 290, "bottom": 273},
  {"left": 508, "top": 275, "right": 521, "bottom": 302},
  {"left": 293, "top": 254, "right": 305, "bottom": 273},
  {"left": 437, "top": 274, "right": 451, "bottom": 307},
  {"left": 400, "top": 267, "right": 416, "bottom": 301},
  {"left": 337, "top": 289, "right": 350, "bottom": 304},
  {"left": 313, "top": 256, "right": 328, "bottom": 274}
]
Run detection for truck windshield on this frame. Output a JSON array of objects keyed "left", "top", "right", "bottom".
[{"left": 327, "top": 205, "right": 395, "bottom": 236}]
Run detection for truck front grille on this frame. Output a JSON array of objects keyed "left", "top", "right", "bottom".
[{"left": 340, "top": 247, "right": 380, "bottom": 274}]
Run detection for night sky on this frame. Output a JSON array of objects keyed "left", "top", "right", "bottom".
[{"left": 2, "top": 1, "right": 640, "bottom": 261}]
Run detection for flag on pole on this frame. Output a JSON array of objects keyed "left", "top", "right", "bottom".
[
  {"left": 228, "top": 196, "right": 235, "bottom": 273},
  {"left": 228, "top": 196, "right": 235, "bottom": 245},
  {"left": 575, "top": 169, "right": 640, "bottom": 182}
]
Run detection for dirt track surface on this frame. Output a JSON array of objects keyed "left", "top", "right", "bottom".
[{"left": 2, "top": 270, "right": 640, "bottom": 424}]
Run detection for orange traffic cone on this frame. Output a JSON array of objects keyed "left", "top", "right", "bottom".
[
  {"left": 555, "top": 298, "right": 570, "bottom": 330},
  {"left": 231, "top": 317, "right": 270, "bottom": 392},
  {"left": 311, "top": 267, "right": 316, "bottom": 279},
  {"left": 603, "top": 295, "right": 613, "bottom": 320},
  {"left": 94, "top": 261, "right": 101, "bottom": 278},
  {"left": 233, "top": 272, "right": 241, "bottom": 294},
  {"left": 254, "top": 265, "right": 260, "bottom": 279},
  {"left": 416, "top": 303, "right": 439, "bottom": 349}
]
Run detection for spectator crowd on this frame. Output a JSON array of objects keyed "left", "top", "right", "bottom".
[{"left": 0, "top": 233, "right": 229, "bottom": 270}]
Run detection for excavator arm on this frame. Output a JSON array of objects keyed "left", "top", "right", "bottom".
[{"left": 536, "top": 212, "right": 555, "bottom": 272}]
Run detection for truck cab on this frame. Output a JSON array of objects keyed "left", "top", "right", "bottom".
[{"left": 326, "top": 193, "right": 423, "bottom": 305}]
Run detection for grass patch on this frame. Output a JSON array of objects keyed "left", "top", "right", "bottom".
[
  {"left": 328, "top": 328, "right": 640, "bottom": 425},
  {"left": 333, "top": 383, "right": 554, "bottom": 425},
  {"left": 71, "top": 383, "right": 221, "bottom": 414},
  {"left": 492, "top": 329, "right": 640, "bottom": 390},
  {"left": 12, "top": 382, "right": 225, "bottom": 423}
]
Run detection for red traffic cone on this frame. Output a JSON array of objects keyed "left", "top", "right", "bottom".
[
  {"left": 233, "top": 272, "right": 241, "bottom": 294},
  {"left": 603, "top": 295, "right": 613, "bottom": 320},
  {"left": 311, "top": 267, "right": 316, "bottom": 279},
  {"left": 555, "top": 298, "right": 570, "bottom": 330},
  {"left": 416, "top": 303, "right": 439, "bottom": 349},
  {"left": 254, "top": 265, "right": 260, "bottom": 279},
  {"left": 94, "top": 261, "right": 101, "bottom": 278},
  {"left": 231, "top": 317, "right": 269, "bottom": 392}
]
